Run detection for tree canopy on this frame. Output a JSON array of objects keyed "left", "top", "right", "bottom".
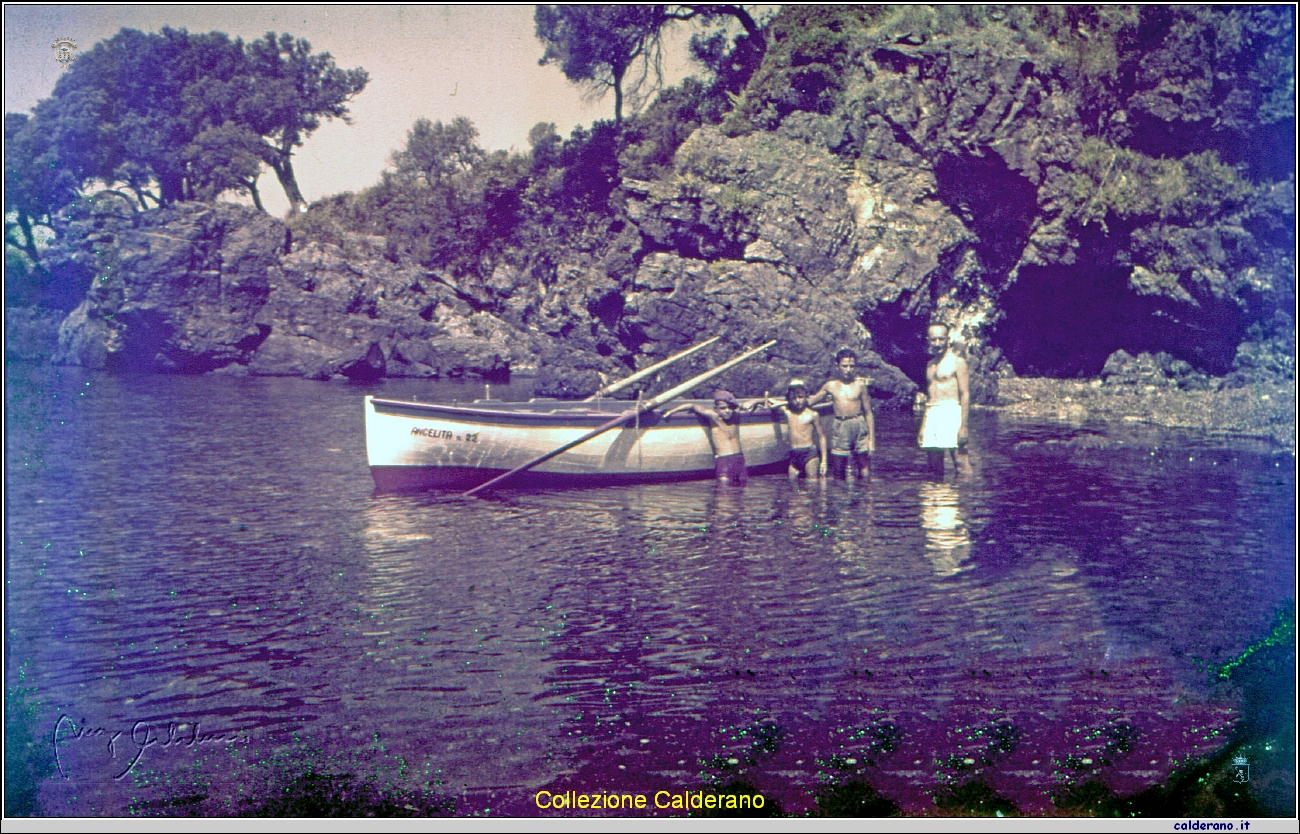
[
  {"left": 535, "top": 4, "right": 765, "bottom": 124},
  {"left": 3, "top": 25, "right": 368, "bottom": 239}
]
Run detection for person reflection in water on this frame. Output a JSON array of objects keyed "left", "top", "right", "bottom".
[
  {"left": 918, "top": 323, "right": 972, "bottom": 478},
  {"left": 919, "top": 481, "right": 971, "bottom": 575},
  {"left": 663, "top": 389, "right": 751, "bottom": 486}
]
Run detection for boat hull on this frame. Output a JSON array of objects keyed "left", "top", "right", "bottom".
[{"left": 365, "top": 395, "right": 796, "bottom": 491}]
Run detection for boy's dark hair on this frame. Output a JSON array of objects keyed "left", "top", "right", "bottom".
[{"left": 835, "top": 347, "right": 857, "bottom": 363}]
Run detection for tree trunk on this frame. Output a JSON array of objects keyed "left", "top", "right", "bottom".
[
  {"left": 268, "top": 149, "right": 307, "bottom": 212},
  {"left": 714, "top": 5, "right": 765, "bottom": 53},
  {"left": 613, "top": 68, "right": 625, "bottom": 125},
  {"left": 12, "top": 212, "right": 43, "bottom": 267},
  {"left": 246, "top": 178, "right": 265, "bottom": 213}
]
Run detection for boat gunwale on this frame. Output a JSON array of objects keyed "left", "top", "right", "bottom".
[{"left": 367, "top": 396, "right": 821, "bottom": 427}]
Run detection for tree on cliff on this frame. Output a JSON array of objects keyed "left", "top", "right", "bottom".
[
  {"left": 535, "top": 5, "right": 766, "bottom": 124},
  {"left": 389, "top": 117, "right": 486, "bottom": 188},
  {"left": 358, "top": 116, "right": 531, "bottom": 272},
  {"left": 3, "top": 27, "right": 367, "bottom": 217},
  {"left": 238, "top": 32, "right": 370, "bottom": 212},
  {"left": 4, "top": 113, "right": 77, "bottom": 269}
]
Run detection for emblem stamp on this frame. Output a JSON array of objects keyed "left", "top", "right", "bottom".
[
  {"left": 1231, "top": 754, "right": 1250, "bottom": 783},
  {"left": 51, "top": 36, "right": 78, "bottom": 69}
]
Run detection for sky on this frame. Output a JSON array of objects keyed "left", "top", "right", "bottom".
[{"left": 4, "top": 5, "right": 696, "bottom": 216}]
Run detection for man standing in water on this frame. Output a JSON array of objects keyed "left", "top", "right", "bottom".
[
  {"left": 809, "top": 348, "right": 875, "bottom": 479},
  {"left": 918, "top": 323, "right": 971, "bottom": 476}
]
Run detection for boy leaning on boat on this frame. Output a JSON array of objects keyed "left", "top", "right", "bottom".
[
  {"left": 662, "top": 389, "right": 754, "bottom": 486},
  {"left": 665, "top": 347, "right": 877, "bottom": 486}
]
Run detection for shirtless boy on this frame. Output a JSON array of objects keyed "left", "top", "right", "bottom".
[
  {"left": 808, "top": 348, "right": 875, "bottom": 478},
  {"left": 918, "top": 323, "right": 971, "bottom": 476},
  {"left": 662, "top": 389, "right": 751, "bottom": 486},
  {"left": 763, "top": 380, "right": 829, "bottom": 479}
]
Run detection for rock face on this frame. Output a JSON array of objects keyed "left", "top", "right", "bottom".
[
  {"left": 48, "top": 200, "right": 283, "bottom": 373},
  {"left": 15, "top": 9, "right": 1293, "bottom": 405},
  {"left": 40, "top": 199, "right": 545, "bottom": 382}
]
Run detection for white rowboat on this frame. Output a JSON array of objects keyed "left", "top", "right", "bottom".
[{"left": 365, "top": 396, "right": 800, "bottom": 491}]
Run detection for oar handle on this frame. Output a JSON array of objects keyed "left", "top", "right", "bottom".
[
  {"left": 462, "top": 411, "right": 632, "bottom": 498},
  {"left": 462, "top": 339, "right": 776, "bottom": 498},
  {"left": 584, "top": 336, "right": 720, "bottom": 401},
  {"left": 644, "top": 340, "right": 777, "bottom": 410}
]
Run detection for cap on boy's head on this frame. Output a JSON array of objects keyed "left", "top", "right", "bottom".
[
  {"left": 835, "top": 347, "right": 857, "bottom": 363},
  {"left": 786, "top": 378, "right": 808, "bottom": 394},
  {"left": 712, "top": 389, "right": 739, "bottom": 407}
]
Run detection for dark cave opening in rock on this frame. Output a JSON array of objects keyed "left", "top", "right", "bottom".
[
  {"left": 862, "top": 300, "right": 931, "bottom": 387},
  {"left": 1123, "top": 111, "right": 1297, "bottom": 184},
  {"left": 932, "top": 151, "right": 1039, "bottom": 280},
  {"left": 992, "top": 260, "right": 1248, "bottom": 378}
]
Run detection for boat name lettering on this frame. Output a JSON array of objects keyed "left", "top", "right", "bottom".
[{"left": 410, "top": 427, "right": 478, "bottom": 442}]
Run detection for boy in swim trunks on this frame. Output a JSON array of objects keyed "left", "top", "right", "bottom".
[
  {"left": 808, "top": 348, "right": 875, "bottom": 479},
  {"left": 918, "top": 323, "right": 971, "bottom": 477},
  {"left": 761, "top": 380, "right": 829, "bottom": 479},
  {"left": 662, "top": 389, "right": 751, "bottom": 485}
]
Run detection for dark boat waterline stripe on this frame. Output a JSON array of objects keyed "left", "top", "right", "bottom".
[{"left": 370, "top": 461, "right": 791, "bottom": 492}]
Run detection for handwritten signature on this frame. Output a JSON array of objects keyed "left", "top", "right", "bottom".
[{"left": 53, "top": 714, "right": 249, "bottom": 779}]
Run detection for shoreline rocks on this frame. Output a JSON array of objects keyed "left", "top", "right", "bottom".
[{"left": 991, "top": 377, "right": 1296, "bottom": 451}]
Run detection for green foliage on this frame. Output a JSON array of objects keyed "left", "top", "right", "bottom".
[
  {"left": 536, "top": 5, "right": 768, "bottom": 125},
  {"left": 182, "top": 122, "right": 268, "bottom": 210},
  {"left": 814, "top": 780, "right": 900, "bottom": 817},
  {"left": 304, "top": 117, "right": 535, "bottom": 275},
  {"left": 619, "top": 77, "right": 719, "bottom": 180},
  {"left": 5, "top": 685, "right": 55, "bottom": 817},
  {"left": 5, "top": 26, "right": 368, "bottom": 221},
  {"left": 722, "top": 6, "right": 876, "bottom": 135},
  {"left": 389, "top": 117, "right": 484, "bottom": 188},
  {"left": 535, "top": 5, "right": 667, "bottom": 124},
  {"left": 286, "top": 193, "right": 374, "bottom": 255},
  {"left": 5, "top": 112, "right": 78, "bottom": 266},
  {"left": 1067, "top": 139, "right": 1253, "bottom": 227}
]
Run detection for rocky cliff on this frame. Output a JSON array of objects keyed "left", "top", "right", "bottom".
[{"left": 10, "top": 7, "right": 1294, "bottom": 407}]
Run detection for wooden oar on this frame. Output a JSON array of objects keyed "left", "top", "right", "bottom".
[
  {"left": 462, "top": 339, "right": 777, "bottom": 498},
  {"left": 583, "top": 336, "right": 719, "bottom": 401}
]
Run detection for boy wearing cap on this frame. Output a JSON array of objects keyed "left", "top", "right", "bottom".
[
  {"left": 808, "top": 347, "right": 875, "bottom": 479},
  {"left": 662, "top": 389, "right": 753, "bottom": 485},
  {"left": 762, "top": 380, "right": 829, "bottom": 479}
]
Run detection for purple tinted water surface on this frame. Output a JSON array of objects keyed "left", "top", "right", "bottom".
[{"left": 5, "top": 368, "right": 1294, "bottom": 816}]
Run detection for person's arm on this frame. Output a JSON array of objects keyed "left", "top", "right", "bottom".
[
  {"left": 860, "top": 378, "right": 875, "bottom": 454},
  {"left": 813, "top": 414, "right": 829, "bottom": 476},
  {"left": 918, "top": 368, "right": 929, "bottom": 446},
  {"left": 661, "top": 403, "right": 697, "bottom": 419},
  {"left": 956, "top": 358, "right": 970, "bottom": 446},
  {"left": 807, "top": 383, "right": 831, "bottom": 407}
]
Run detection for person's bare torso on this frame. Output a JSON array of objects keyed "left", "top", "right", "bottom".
[
  {"left": 824, "top": 378, "right": 868, "bottom": 418},
  {"left": 705, "top": 412, "right": 743, "bottom": 456},
  {"left": 926, "top": 351, "right": 964, "bottom": 404},
  {"left": 783, "top": 406, "right": 820, "bottom": 448}
]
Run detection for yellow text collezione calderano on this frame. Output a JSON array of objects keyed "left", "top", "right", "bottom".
[{"left": 534, "top": 789, "right": 767, "bottom": 812}]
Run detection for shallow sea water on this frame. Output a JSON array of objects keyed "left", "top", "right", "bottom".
[{"left": 5, "top": 367, "right": 1294, "bottom": 816}]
